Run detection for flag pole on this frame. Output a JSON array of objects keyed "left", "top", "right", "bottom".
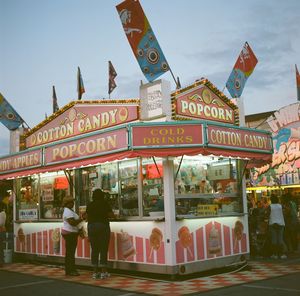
[
  {"left": 22, "top": 120, "right": 30, "bottom": 129},
  {"left": 296, "top": 64, "right": 300, "bottom": 101},
  {"left": 169, "top": 67, "right": 180, "bottom": 89}
]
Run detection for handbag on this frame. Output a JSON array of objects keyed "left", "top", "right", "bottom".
[{"left": 78, "top": 227, "right": 86, "bottom": 238}]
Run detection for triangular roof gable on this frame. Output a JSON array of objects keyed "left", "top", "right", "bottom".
[
  {"left": 171, "top": 78, "right": 239, "bottom": 125},
  {"left": 23, "top": 99, "right": 139, "bottom": 149}
]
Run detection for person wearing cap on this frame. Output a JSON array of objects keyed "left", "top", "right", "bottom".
[
  {"left": 61, "top": 195, "right": 83, "bottom": 276},
  {"left": 86, "top": 189, "right": 115, "bottom": 279}
]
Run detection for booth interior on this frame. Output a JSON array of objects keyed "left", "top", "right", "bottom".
[{"left": 16, "top": 155, "right": 244, "bottom": 221}]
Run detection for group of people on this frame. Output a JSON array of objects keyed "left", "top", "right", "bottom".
[
  {"left": 61, "top": 188, "right": 115, "bottom": 279},
  {"left": 248, "top": 193, "right": 299, "bottom": 259}
]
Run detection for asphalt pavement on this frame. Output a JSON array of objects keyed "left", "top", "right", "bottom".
[
  {"left": 0, "top": 255, "right": 300, "bottom": 296},
  {"left": 0, "top": 270, "right": 147, "bottom": 296}
]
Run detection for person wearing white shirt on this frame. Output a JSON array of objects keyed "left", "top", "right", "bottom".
[
  {"left": 61, "top": 196, "right": 83, "bottom": 276},
  {"left": 267, "top": 195, "right": 287, "bottom": 259}
]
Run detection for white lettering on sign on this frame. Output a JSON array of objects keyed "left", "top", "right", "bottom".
[
  {"left": 19, "top": 209, "right": 38, "bottom": 221},
  {"left": 267, "top": 103, "right": 300, "bottom": 133}
]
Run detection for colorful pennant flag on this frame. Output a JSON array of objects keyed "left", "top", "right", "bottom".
[
  {"left": 77, "top": 66, "right": 85, "bottom": 100},
  {"left": 296, "top": 64, "right": 300, "bottom": 101},
  {"left": 108, "top": 61, "right": 117, "bottom": 95},
  {"left": 116, "top": 0, "right": 169, "bottom": 82},
  {"left": 226, "top": 42, "right": 258, "bottom": 98},
  {"left": 52, "top": 85, "right": 59, "bottom": 113},
  {"left": 0, "top": 92, "right": 24, "bottom": 130}
]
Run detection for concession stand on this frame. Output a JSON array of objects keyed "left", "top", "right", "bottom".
[{"left": 0, "top": 78, "right": 273, "bottom": 275}]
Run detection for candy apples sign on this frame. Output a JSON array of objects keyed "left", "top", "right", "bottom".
[
  {"left": 0, "top": 149, "right": 42, "bottom": 174},
  {"left": 171, "top": 79, "right": 238, "bottom": 125},
  {"left": 25, "top": 101, "right": 139, "bottom": 148}
]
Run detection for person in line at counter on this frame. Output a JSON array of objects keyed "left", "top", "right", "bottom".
[
  {"left": 0, "top": 202, "right": 7, "bottom": 267},
  {"left": 266, "top": 195, "right": 287, "bottom": 260},
  {"left": 86, "top": 189, "right": 115, "bottom": 280},
  {"left": 61, "top": 196, "right": 84, "bottom": 276}
]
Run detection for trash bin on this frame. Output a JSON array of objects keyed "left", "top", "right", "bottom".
[{"left": 3, "top": 232, "right": 13, "bottom": 264}]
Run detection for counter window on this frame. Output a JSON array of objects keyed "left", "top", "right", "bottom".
[
  {"left": 16, "top": 176, "right": 39, "bottom": 221},
  {"left": 76, "top": 160, "right": 138, "bottom": 217},
  {"left": 119, "top": 159, "right": 138, "bottom": 216},
  {"left": 174, "top": 156, "right": 243, "bottom": 217},
  {"left": 142, "top": 158, "right": 164, "bottom": 217},
  {"left": 40, "top": 172, "right": 71, "bottom": 219}
]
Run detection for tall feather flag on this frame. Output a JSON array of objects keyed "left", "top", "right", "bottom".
[
  {"left": 52, "top": 85, "right": 59, "bottom": 113},
  {"left": 108, "top": 61, "right": 117, "bottom": 96},
  {"left": 77, "top": 66, "right": 85, "bottom": 100},
  {"left": 116, "top": 0, "right": 170, "bottom": 82},
  {"left": 0, "top": 92, "right": 25, "bottom": 130},
  {"left": 296, "top": 64, "right": 300, "bottom": 101},
  {"left": 226, "top": 42, "right": 258, "bottom": 98}
]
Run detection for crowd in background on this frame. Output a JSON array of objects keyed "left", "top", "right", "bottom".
[{"left": 248, "top": 192, "right": 299, "bottom": 258}]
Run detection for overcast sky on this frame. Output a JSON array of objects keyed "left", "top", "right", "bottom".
[{"left": 1, "top": 0, "right": 300, "bottom": 156}]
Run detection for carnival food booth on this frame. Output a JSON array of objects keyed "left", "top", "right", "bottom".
[{"left": 0, "top": 78, "right": 273, "bottom": 275}]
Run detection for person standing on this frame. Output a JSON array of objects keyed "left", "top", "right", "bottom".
[
  {"left": 282, "top": 194, "right": 299, "bottom": 253},
  {"left": 0, "top": 203, "right": 7, "bottom": 267},
  {"left": 267, "top": 194, "right": 287, "bottom": 259},
  {"left": 86, "top": 189, "right": 115, "bottom": 279},
  {"left": 61, "top": 196, "right": 83, "bottom": 276}
]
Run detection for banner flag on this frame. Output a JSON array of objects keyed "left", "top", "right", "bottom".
[
  {"left": 77, "top": 66, "right": 85, "bottom": 100},
  {"left": 226, "top": 42, "right": 258, "bottom": 98},
  {"left": 296, "top": 64, "right": 300, "bottom": 101},
  {"left": 0, "top": 92, "right": 24, "bottom": 130},
  {"left": 108, "top": 61, "right": 117, "bottom": 95},
  {"left": 116, "top": 0, "right": 169, "bottom": 82},
  {"left": 52, "top": 85, "right": 59, "bottom": 113}
]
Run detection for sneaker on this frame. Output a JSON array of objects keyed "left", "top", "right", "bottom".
[
  {"left": 280, "top": 254, "right": 287, "bottom": 259},
  {"left": 92, "top": 273, "right": 99, "bottom": 279},
  {"left": 270, "top": 255, "right": 278, "bottom": 259},
  {"left": 100, "top": 272, "right": 110, "bottom": 279}
]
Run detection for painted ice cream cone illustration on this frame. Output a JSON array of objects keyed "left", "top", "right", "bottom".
[
  {"left": 149, "top": 227, "right": 163, "bottom": 260},
  {"left": 120, "top": 230, "right": 135, "bottom": 259},
  {"left": 178, "top": 226, "right": 193, "bottom": 258},
  {"left": 208, "top": 225, "right": 221, "bottom": 254},
  {"left": 233, "top": 220, "right": 244, "bottom": 249},
  {"left": 51, "top": 229, "right": 61, "bottom": 254},
  {"left": 18, "top": 228, "right": 25, "bottom": 245}
]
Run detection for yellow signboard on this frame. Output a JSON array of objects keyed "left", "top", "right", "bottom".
[{"left": 197, "top": 204, "right": 218, "bottom": 216}]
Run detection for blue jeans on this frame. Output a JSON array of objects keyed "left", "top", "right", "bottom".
[
  {"left": 88, "top": 223, "right": 110, "bottom": 269},
  {"left": 270, "top": 223, "right": 285, "bottom": 256}
]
